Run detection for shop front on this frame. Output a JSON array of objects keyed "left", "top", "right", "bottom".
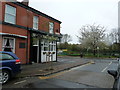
[{"left": 30, "top": 32, "right": 61, "bottom": 63}]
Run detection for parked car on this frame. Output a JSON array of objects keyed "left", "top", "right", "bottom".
[
  {"left": 108, "top": 58, "right": 120, "bottom": 90},
  {"left": 0, "top": 51, "right": 21, "bottom": 84}
]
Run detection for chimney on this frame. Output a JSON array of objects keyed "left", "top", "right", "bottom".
[{"left": 21, "top": 0, "right": 29, "bottom": 6}]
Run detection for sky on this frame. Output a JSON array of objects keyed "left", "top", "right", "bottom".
[{"left": 18, "top": 0, "right": 119, "bottom": 44}]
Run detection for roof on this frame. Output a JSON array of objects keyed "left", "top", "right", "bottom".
[{"left": 12, "top": 2, "right": 62, "bottom": 24}]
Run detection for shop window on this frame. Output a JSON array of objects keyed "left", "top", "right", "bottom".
[
  {"left": 41, "top": 40, "right": 56, "bottom": 52},
  {"left": 44, "top": 47, "right": 48, "bottom": 51},
  {"left": 4, "top": 4, "right": 16, "bottom": 24}
]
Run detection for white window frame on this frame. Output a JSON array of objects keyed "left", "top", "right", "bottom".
[
  {"left": 2, "top": 37, "right": 15, "bottom": 53},
  {"left": 49, "top": 22, "right": 54, "bottom": 34},
  {"left": 4, "top": 4, "right": 16, "bottom": 24},
  {"left": 33, "top": 16, "right": 39, "bottom": 30}
]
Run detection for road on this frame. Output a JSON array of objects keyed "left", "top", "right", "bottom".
[{"left": 2, "top": 58, "right": 118, "bottom": 89}]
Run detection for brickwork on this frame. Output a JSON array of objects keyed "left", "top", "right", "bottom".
[{"left": 0, "top": 1, "right": 61, "bottom": 64}]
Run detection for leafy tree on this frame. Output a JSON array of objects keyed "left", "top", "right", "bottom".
[{"left": 77, "top": 24, "right": 106, "bottom": 55}]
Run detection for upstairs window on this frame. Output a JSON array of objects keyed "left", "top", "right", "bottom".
[
  {"left": 4, "top": 4, "right": 16, "bottom": 24},
  {"left": 33, "top": 16, "right": 38, "bottom": 30},
  {"left": 49, "top": 22, "right": 54, "bottom": 34}
]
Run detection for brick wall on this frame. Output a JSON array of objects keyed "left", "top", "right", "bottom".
[
  {"left": 15, "top": 38, "right": 27, "bottom": 64},
  {"left": 1, "top": 2, "right": 61, "bottom": 34},
  {"left": 0, "top": 1, "right": 61, "bottom": 64}
]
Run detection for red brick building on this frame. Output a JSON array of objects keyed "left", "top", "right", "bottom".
[{"left": 0, "top": 0, "right": 62, "bottom": 64}]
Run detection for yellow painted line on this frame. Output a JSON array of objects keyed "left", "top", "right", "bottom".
[
  {"left": 39, "top": 62, "right": 92, "bottom": 80},
  {"left": 14, "top": 80, "right": 26, "bottom": 85},
  {"left": 39, "top": 71, "right": 67, "bottom": 80}
]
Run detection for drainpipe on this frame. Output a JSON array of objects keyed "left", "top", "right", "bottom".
[
  {"left": 26, "top": 10, "right": 29, "bottom": 64},
  {"left": 25, "top": 30, "right": 29, "bottom": 64}
]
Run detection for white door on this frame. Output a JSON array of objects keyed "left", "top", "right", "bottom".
[
  {"left": 41, "top": 40, "right": 48, "bottom": 63},
  {"left": 41, "top": 40, "right": 56, "bottom": 63},
  {"left": 49, "top": 41, "right": 56, "bottom": 61}
]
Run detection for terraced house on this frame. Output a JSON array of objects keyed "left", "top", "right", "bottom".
[{"left": 0, "top": 0, "right": 62, "bottom": 64}]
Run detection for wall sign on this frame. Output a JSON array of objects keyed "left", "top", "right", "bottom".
[{"left": 19, "top": 43, "right": 26, "bottom": 48}]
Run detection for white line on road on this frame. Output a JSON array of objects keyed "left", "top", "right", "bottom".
[
  {"left": 101, "top": 66, "right": 108, "bottom": 72},
  {"left": 109, "top": 61, "right": 112, "bottom": 65},
  {"left": 101, "top": 61, "right": 112, "bottom": 72},
  {"left": 14, "top": 80, "right": 26, "bottom": 85},
  {"left": 70, "top": 62, "right": 91, "bottom": 71}
]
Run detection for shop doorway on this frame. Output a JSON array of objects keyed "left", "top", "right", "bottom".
[
  {"left": 41, "top": 40, "right": 56, "bottom": 63},
  {"left": 31, "top": 39, "right": 39, "bottom": 63},
  {"left": 32, "top": 45, "right": 38, "bottom": 63}
]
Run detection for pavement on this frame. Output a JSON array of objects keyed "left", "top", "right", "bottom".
[{"left": 18, "top": 56, "right": 90, "bottom": 78}]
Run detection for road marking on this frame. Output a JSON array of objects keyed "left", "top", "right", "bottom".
[
  {"left": 70, "top": 62, "right": 92, "bottom": 71},
  {"left": 101, "top": 61, "right": 112, "bottom": 72},
  {"left": 14, "top": 80, "right": 26, "bottom": 85},
  {"left": 39, "top": 62, "right": 92, "bottom": 80},
  {"left": 39, "top": 71, "right": 67, "bottom": 80},
  {"left": 101, "top": 66, "right": 108, "bottom": 72},
  {"left": 109, "top": 61, "right": 112, "bottom": 65}
]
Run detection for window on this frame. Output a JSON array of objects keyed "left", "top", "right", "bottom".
[
  {"left": 49, "top": 22, "right": 54, "bottom": 34},
  {"left": 33, "top": 16, "right": 38, "bottom": 30},
  {"left": 0, "top": 53, "right": 14, "bottom": 60},
  {"left": 41, "top": 40, "right": 56, "bottom": 52},
  {"left": 2, "top": 38, "right": 15, "bottom": 53},
  {"left": 4, "top": 4, "right": 16, "bottom": 24}
]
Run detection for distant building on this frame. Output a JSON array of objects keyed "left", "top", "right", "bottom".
[{"left": 0, "top": 0, "right": 62, "bottom": 64}]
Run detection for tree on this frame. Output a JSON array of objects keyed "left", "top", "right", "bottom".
[
  {"left": 108, "top": 28, "right": 120, "bottom": 54},
  {"left": 61, "top": 34, "right": 72, "bottom": 43},
  {"left": 77, "top": 24, "right": 106, "bottom": 56},
  {"left": 119, "top": 28, "right": 120, "bottom": 43},
  {"left": 109, "top": 28, "right": 119, "bottom": 44}
]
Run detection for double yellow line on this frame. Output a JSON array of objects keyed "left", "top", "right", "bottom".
[{"left": 39, "top": 71, "right": 67, "bottom": 79}]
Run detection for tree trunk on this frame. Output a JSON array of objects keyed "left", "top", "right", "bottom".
[{"left": 93, "top": 49, "right": 96, "bottom": 56}]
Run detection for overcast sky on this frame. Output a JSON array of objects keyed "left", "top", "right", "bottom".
[{"left": 18, "top": 0, "right": 119, "bottom": 44}]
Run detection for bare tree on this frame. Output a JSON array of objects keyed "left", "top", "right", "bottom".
[
  {"left": 77, "top": 24, "right": 106, "bottom": 55},
  {"left": 118, "top": 28, "right": 120, "bottom": 43},
  {"left": 61, "top": 34, "right": 72, "bottom": 43},
  {"left": 109, "top": 28, "right": 119, "bottom": 44}
]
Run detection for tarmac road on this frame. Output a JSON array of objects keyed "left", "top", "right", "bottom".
[
  {"left": 2, "top": 59, "right": 118, "bottom": 89},
  {"left": 55, "top": 59, "right": 118, "bottom": 88}
]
